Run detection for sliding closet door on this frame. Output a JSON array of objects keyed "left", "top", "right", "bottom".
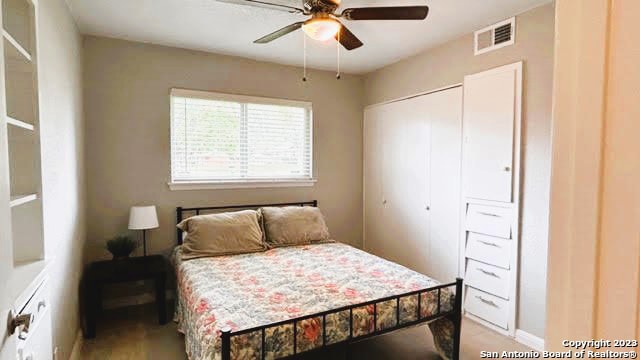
[
  {"left": 425, "top": 88, "right": 463, "bottom": 281},
  {"left": 380, "top": 100, "right": 409, "bottom": 264},
  {"left": 364, "top": 87, "right": 462, "bottom": 280},
  {"left": 363, "top": 105, "right": 385, "bottom": 255},
  {"left": 399, "top": 96, "right": 431, "bottom": 275}
]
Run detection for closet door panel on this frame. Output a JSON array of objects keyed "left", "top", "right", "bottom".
[
  {"left": 381, "top": 101, "right": 409, "bottom": 265},
  {"left": 402, "top": 96, "right": 431, "bottom": 275},
  {"left": 363, "top": 106, "right": 385, "bottom": 256},
  {"left": 425, "top": 87, "right": 463, "bottom": 281},
  {"left": 463, "top": 68, "right": 516, "bottom": 202},
  {"left": 364, "top": 87, "right": 464, "bottom": 281}
]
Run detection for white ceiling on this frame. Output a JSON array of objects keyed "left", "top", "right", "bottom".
[{"left": 66, "top": 0, "right": 551, "bottom": 74}]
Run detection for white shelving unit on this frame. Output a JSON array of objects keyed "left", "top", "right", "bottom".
[
  {"left": 1, "top": 0, "right": 44, "bottom": 266},
  {"left": 0, "top": 2, "right": 52, "bottom": 358}
]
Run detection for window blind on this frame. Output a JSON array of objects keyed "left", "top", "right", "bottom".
[{"left": 170, "top": 90, "right": 313, "bottom": 183}]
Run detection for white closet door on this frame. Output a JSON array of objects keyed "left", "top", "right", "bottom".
[
  {"left": 463, "top": 67, "right": 517, "bottom": 202},
  {"left": 363, "top": 87, "right": 463, "bottom": 280},
  {"left": 426, "top": 87, "right": 463, "bottom": 282},
  {"left": 381, "top": 100, "right": 409, "bottom": 265},
  {"left": 363, "top": 106, "right": 385, "bottom": 255},
  {"left": 402, "top": 96, "right": 431, "bottom": 275}
]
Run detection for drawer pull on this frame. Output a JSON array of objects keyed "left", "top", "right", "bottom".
[
  {"left": 38, "top": 300, "right": 46, "bottom": 312},
  {"left": 477, "top": 240, "right": 500, "bottom": 247},
  {"left": 477, "top": 211, "right": 501, "bottom": 218},
  {"left": 475, "top": 295, "right": 499, "bottom": 308},
  {"left": 477, "top": 268, "right": 500, "bottom": 278}
]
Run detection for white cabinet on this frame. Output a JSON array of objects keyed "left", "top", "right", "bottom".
[
  {"left": 16, "top": 278, "right": 52, "bottom": 360},
  {"left": 466, "top": 232, "right": 512, "bottom": 269},
  {"left": 463, "top": 65, "right": 519, "bottom": 203},
  {"left": 364, "top": 86, "right": 462, "bottom": 282},
  {"left": 460, "top": 62, "right": 522, "bottom": 335},
  {"left": 464, "top": 287, "right": 510, "bottom": 329},
  {"left": 465, "top": 259, "right": 511, "bottom": 299},
  {"left": 465, "top": 203, "right": 513, "bottom": 239}
]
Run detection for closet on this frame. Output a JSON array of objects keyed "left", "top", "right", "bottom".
[
  {"left": 364, "top": 61, "right": 523, "bottom": 338},
  {"left": 364, "top": 86, "right": 462, "bottom": 282}
]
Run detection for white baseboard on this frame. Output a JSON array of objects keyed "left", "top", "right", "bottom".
[
  {"left": 68, "top": 329, "right": 83, "bottom": 360},
  {"left": 515, "top": 329, "right": 545, "bottom": 351},
  {"left": 102, "top": 290, "right": 174, "bottom": 310}
]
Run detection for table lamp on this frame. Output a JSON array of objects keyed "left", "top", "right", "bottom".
[{"left": 128, "top": 205, "right": 159, "bottom": 256}]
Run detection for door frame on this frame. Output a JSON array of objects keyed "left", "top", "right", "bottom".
[{"left": 546, "top": 0, "right": 640, "bottom": 348}]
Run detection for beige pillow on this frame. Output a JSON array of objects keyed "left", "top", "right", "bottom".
[
  {"left": 261, "top": 206, "right": 331, "bottom": 247},
  {"left": 177, "top": 210, "right": 266, "bottom": 260}
]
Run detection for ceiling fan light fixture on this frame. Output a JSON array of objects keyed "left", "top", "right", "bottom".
[{"left": 302, "top": 17, "right": 341, "bottom": 41}]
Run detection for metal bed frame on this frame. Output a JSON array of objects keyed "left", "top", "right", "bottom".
[{"left": 176, "top": 201, "right": 462, "bottom": 360}]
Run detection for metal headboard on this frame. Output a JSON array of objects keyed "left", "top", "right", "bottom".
[{"left": 176, "top": 200, "right": 318, "bottom": 245}]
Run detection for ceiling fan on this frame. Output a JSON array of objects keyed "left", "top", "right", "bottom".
[{"left": 217, "top": 0, "right": 430, "bottom": 50}]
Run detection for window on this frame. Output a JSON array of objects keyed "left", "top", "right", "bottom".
[{"left": 169, "top": 89, "right": 314, "bottom": 190}]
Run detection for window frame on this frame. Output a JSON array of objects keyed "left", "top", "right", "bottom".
[{"left": 168, "top": 88, "right": 316, "bottom": 190}]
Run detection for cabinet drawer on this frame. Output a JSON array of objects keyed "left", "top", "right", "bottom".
[
  {"left": 19, "top": 280, "right": 49, "bottom": 344},
  {"left": 465, "top": 259, "right": 510, "bottom": 299},
  {"left": 19, "top": 307, "right": 52, "bottom": 360},
  {"left": 466, "top": 232, "right": 511, "bottom": 269},
  {"left": 465, "top": 287, "right": 509, "bottom": 330},
  {"left": 465, "top": 204, "right": 512, "bottom": 238}
]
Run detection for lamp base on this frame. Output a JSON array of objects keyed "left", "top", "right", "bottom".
[{"left": 142, "top": 229, "right": 147, "bottom": 257}]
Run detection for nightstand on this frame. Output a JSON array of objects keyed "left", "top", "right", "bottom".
[{"left": 82, "top": 255, "right": 168, "bottom": 339}]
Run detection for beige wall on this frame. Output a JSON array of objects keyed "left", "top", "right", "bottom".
[
  {"left": 38, "top": 0, "right": 86, "bottom": 357},
  {"left": 83, "top": 36, "right": 364, "bottom": 263},
  {"left": 363, "top": 4, "right": 554, "bottom": 338}
]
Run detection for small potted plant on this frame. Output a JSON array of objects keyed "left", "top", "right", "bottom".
[{"left": 106, "top": 235, "right": 137, "bottom": 260}]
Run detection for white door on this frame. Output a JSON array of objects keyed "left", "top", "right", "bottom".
[
  {"left": 426, "top": 87, "right": 463, "bottom": 282},
  {"left": 399, "top": 96, "right": 431, "bottom": 275},
  {"left": 463, "top": 64, "right": 520, "bottom": 202},
  {"left": 363, "top": 88, "right": 464, "bottom": 280},
  {"left": 380, "top": 100, "right": 409, "bottom": 265},
  {"left": 363, "top": 106, "right": 385, "bottom": 256},
  {"left": 0, "top": 175, "right": 16, "bottom": 360},
  {"left": 0, "top": 29, "right": 17, "bottom": 360}
]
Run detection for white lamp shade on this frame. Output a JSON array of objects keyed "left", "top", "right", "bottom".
[{"left": 128, "top": 206, "right": 159, "bottom": 230}]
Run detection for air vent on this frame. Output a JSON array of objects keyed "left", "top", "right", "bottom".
[{"left": 474, "top": 17, "right": 515, "bottom": 55}]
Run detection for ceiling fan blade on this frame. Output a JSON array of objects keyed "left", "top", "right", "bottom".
[
  {"left": 335, "top": 22, "right": 363, "bottom": 51},
  {"left": 254, "top": 22, "right": 304, "bottom": 43},
  {"left": 216, "top": 0, "right": 304, "bottom": 14},
  {"left": 341, "top": 6, "right": 429, "bottom": 21}
]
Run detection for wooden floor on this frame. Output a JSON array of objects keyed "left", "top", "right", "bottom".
[{"left": 79, "top": 303, "right": 534, "bottom": 359}]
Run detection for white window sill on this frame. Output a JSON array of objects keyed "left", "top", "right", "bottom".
[{"left": 168, "top": 179, "right": 317, "bottom": 191}]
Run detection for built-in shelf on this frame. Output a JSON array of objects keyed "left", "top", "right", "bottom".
[
  {"left": 6, "top": 115, "right": 34, "bottom": 130},
  {"left": 9, "top": 193, "right": 37, "bottom": 207},
  {"left": 2, "top": 29, "right": 31, "bottom": 61}
]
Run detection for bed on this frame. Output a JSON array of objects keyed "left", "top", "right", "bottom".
[{"left": 174, "top": 201, "right": 462, "bottom": 360}]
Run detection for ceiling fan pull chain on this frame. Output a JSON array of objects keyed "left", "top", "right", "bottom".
[
  {"left": 303, "top": 34, "right": 307, "bottom": 82},
  {"left": 336, "top": 31, "right": 341, "bottom": 80}
]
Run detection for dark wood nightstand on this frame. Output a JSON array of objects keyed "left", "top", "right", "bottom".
[{"left": 82, "top": 255, "right": 168, "bottom": 339}]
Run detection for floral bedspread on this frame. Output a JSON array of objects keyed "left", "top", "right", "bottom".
[{"left": 173, "top": 243, "right": 456, "bottom": 360}]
